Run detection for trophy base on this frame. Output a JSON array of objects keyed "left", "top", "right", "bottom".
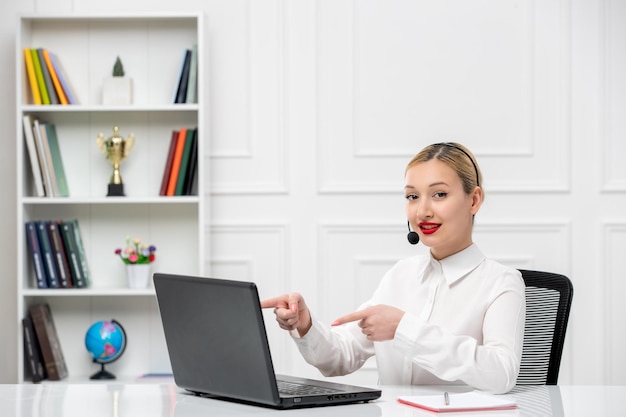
[{"left": 107, "top": 184, "right": 125, "bottom": 197}]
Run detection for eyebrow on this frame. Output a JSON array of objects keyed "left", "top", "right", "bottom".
[{"left": 404, "top": 181, "right": 450, "bottom": 190}]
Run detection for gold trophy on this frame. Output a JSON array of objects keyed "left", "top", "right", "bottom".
[{"left": 96, "top": 126, "right": 135, "bottom": 196}]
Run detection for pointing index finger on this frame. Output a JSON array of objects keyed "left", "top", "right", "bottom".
[
  {"left": 260, "top": 296, "right": 285, "bottom": 309},
  {"left": 331, "top": 310, "right": 367, "bottom": 326}
]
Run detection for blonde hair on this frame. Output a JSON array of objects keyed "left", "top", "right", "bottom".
[{"left": 406, "top": 142, "right": 483, "bottom": 196}]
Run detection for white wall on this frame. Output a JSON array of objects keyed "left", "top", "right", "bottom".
[{"left": 1, "top": 0, "right": 625, "bottom": 386}]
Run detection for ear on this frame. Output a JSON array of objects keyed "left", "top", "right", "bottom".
[{"left": 469, "top": 186, "right": 483, "bottom": 215}]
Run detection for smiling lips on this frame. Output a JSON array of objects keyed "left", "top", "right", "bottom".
[{"left": 419, "top": 222, "right": 440, "bottom": 235}]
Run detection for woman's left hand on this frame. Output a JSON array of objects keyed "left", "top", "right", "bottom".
[{"left": 331, "top": 304, "right": 405, "bottom": 342}]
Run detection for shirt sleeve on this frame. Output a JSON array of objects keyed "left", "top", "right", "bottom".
[
  {"left": 393, "top": 284, "right": 525, "bottom": 394},
  {"left": 290, "top": 315, "right": 375, "bottom": 377}
]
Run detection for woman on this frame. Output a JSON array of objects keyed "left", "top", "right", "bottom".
[{"left": 262, "top": 142, "right": 525, "bottom": 394}]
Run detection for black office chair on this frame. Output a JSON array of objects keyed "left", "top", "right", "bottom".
[{"left": 516, "top": 269, "right": 573, "bottom": 385}]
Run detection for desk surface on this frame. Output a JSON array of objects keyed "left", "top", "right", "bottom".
[{"left": 1, "top": 383, "right": 623, "bottom": 417}]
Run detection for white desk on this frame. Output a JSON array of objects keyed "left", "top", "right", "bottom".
[{"left": 1, "top": 383, "right": 623, "bottom": 416}]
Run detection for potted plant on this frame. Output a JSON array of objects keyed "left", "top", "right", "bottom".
[
  {"left": 102, "top": 56, "right": 133, "bottom": 105},
  {"left": 115, "top": 236, "right": 156, "bottom": 288}
]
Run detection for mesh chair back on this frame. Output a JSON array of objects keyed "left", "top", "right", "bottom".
[{"left": 516, "top": 270, "right": 573, "bottom": 385}]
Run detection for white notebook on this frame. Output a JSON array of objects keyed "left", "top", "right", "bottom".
[{"left": 398, "top": 391, "right": 517, "bottom": 413}]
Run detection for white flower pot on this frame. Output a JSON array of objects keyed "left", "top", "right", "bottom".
[
  {"left": 103, "top": 77, "right": 133, "bottom": 105},
  {"left": 126, "top": 264, "right": 150, "bottom": 289}
]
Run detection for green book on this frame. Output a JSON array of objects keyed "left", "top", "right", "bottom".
[
  {"left": 43, "top": 123, "right": 69, "bottom": 197},
  {"left": 59, "top": 220, "right": 86, "bottom": 288},
  {"left": 31, "top": 49, "right": 50, "bottom": 105},
  {"left": 175, "top": 128, "right": 196, "bottom": 195},
  {"left": 69, "top": 219, "right": 91, "bottom": 288}
]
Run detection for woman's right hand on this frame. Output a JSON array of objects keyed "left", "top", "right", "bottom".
[{"left": 260, "top": 293, "right": 312, "bottom": 337}]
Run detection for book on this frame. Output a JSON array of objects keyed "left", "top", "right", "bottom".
[
  {"left": 25, "top": 222, "right": 48, "bottom": 289},
  {"left": 38, "top": 121, "right": 61, "bottom": 196},
  {"left": 68, "top": 219, "right": 91, "bottom": 288},
  {"left": 32, "top": 118, "right": 56, "bottom": 197},
  {"left": 22, "top": 115, "right": 46, "bottom": 197},
  {"left": 47, "top": 221, "right": 73, "bottom": 288},
  {"left": 397, "top": 391, "right": 518, "bottom": 413},
  {"left": 23, "top": 48, "right": 42, "bottom": 105},
  {"left": 29, "top": 303, "right": 68, "bottom": 381},
  {"left": 174, "top": 49, "right": 191, "bottom": 104},
  {"left": 159, "top": 130, "right": 179, "bottom": 196},
  {"left": 22, "top": 316, "right": 47, "bottom": 383},
  {"left": 171, "top": 49, "right": 189, "bottom": 103},
  {"left": 59, "top": 220, "right": 87, "bottom": 288},
  {"left": 36, "top": 220, "right": 60, "bottom": 288},
  {"left": 48, "top": 52, "right": 79, "bottom": 105},
  {"left": 30, "top": 48, "right": 49, "bottom": 105},
  {"left": 166, "top": 128, "right": 188, "bottom": 196},
  {"left": 185, "top": 44, "right": 198, "bottom": 103},
  {"left": 42, "top": 49, "right": 69, "bottom": 105},
  {"left": 175, "top": 128, "right": 196, "bottom": 195},
  {"left": 183, "top": 128, "right": 199, "bottom": 195},
  {"left": 43, "top": 122, "right": 69, "bottom": 197},
  {"left": 37, "top": 48, "right": 59, "bottom": 105}
]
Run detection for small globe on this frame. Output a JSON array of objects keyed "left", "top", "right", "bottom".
[{"left": 85, "top": 320, "right": 127, "bottom": 379}]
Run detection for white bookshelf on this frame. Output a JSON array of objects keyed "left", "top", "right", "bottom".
[{"left": 16, "top": 13, "right": 206, "bottom": 382}]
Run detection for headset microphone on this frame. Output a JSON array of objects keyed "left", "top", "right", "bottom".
[{"left": 407, "top": 221, "right": 420, "bottom": 245}]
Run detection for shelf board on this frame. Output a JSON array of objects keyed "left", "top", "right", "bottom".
[
  {"left": 21, "top": 104, "right": 199, "bottom": 113},
  {"left": 21, "top": 288, "right": 155, "bottom": 297},
  {"left": 21, "top": 196, "right": 200, "bottom": 205}
]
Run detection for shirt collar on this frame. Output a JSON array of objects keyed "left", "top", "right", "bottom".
[{"left": 429, "top": 244, "right": 485, "bottom": 286}]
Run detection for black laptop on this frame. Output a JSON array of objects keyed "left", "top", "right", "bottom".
[{"left": 153, "top": 273, "right": 382, "bottom": 409}]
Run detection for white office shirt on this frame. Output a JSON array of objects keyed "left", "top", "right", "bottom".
[{"left": 291, "top": 244, "right": 526, "bottom": 394}]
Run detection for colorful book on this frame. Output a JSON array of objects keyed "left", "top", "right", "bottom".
[
  {"left": 22, "top": 316, "right": 47, "bottom": 382},
  {"left": 159, "top": 130, "right": 179, "bottom": 196},
  {"left": 29, "top": 303, "right": 68, "bottom": 381},
  {"left": 185, "top": 44, "right": 198, "bottom": 103},
  {"left": 166, "top": 128, "right": 187, "bottom": 196},
  {"left": 175, "top": 128, "right": 196, "bottom": 195},
  {"left": 37, "top": 49, "right": 59, "bottom": 105},
  {"left": 43, "top": 123, "right": 69, "bottom": 197},
  {"left": 25, "top": 221, "right": 48, "bottom": 289},
  {"left": 32, "top": 119, "right": 56, "bottom": 197},
  {"left": 46, "top": 221, "right": 73, "bottom": 288},
  {"left": 183, "top": 128, "right": 199, "bottom": 195},
  {"left": 22, "top": 115, "right": 45, "bottom": 197},
  {"left": 59, "top": 220, "right": 87, "bottom": 288},
  {"left": 30, "top": 49, "right": 49, "bottom": 105},
  {"left": 174, "top": 49, "right": 191, "bottom": 104},
  {"left": 23, "top": 48, "right": 42, "bottom": 105},
  {"left": 36, "top": 220, "right": 60, "bottom": 288},
  {"left": 48, "top": 53, "right": 79, "bottom": 105},
  {"left": 42, "top": 49, "right": 68, "bottom": 105}
]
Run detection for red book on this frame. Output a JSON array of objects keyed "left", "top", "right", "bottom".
[
  {"left": 159, "top": 131, "right": 179, "bottom": 196},
  {"left": 166, "top": 128, "right": 187, "bottom": 196}
]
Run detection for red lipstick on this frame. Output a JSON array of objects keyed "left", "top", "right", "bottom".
[{"left": 419, "top": 222, "right": 440, "bottom": 235}]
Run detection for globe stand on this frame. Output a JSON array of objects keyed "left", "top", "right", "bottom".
[
  {"left": 85, "top": 320, "right": 127, "bottom": 382},
  {"left": 90, "top": 362, "right": 116, "bottom": 380}
]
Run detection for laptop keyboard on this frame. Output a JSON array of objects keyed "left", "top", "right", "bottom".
[{"left": 277, "top": 380, "right": 341, "bottom": 396}]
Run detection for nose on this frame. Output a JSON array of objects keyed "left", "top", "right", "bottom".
[{"left": 413, "top": 198, "right": 433, "bottom": 220}]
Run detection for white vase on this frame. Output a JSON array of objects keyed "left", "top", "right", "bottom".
[
  {"left": 102, "top": 77, "right": 133, "bottom": 105},
  {"left": 126, "top": 264, "right": 150, "bottom": 289}
]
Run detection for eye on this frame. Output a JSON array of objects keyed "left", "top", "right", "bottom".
[
  {"left": 405, "top": 194, "right": 418, "bottom": 201},
  {"left": 433, "top": 192, "right": 448, "bottom": 199}
]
